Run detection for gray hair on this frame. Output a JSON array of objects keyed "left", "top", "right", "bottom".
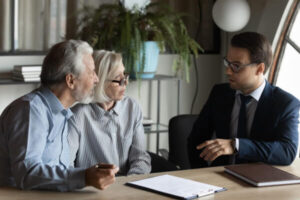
[
  {"left": 40, "top": 40, "right": 93, "bottom": 86},
  {"left": 93, "top": 50, "right": 123, "bottom": 103}
]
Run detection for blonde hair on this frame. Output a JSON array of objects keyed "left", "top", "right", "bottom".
[{"left": 93, "top": 50, "right": 123, "bottom": 103}]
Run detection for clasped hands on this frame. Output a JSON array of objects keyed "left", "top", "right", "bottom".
[{"left": 196, "top": 139, "right": 235, "bottom": 161}]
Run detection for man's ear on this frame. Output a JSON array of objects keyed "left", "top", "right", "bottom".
[
  {"left": 256, "top": 63, "right": 265, "bottom": 75},
  {"left": 66, "top": 74, "right": 76, "bottom": 89}
]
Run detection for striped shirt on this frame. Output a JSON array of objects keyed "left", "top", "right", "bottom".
[{"left": 68, "top": 96, "right": 151, "bottom": 175}]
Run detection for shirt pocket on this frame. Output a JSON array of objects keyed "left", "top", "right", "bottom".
[
  {"left": 43, "top": 131, "right": 61, "bottom": 164},
  {"left": 47, "top": 119, "right": 65, "bottom": 142}
]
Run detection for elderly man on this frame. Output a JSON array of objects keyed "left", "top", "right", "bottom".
[{"left": 0, "top": 40, "right": 119, "bottom": 191}]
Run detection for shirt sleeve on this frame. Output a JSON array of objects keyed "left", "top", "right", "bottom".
[
  {"left": 237, "top": 97, "right": 300, "bottom": 165},
  {"left": 127, "top": 103, "right": 151, "bottom": 175},
  {"left": 8, "top": 100, "right": 85, "bottom": 191}
]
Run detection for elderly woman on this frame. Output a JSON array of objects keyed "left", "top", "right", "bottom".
[{"left": 68, "top": 50, "right": 151, "bottom": 175}]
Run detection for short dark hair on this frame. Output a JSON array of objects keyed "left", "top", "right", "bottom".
[
  {"left": 40, "top": 40, "right": 93, "bottom": 87},
  {"left": 231, "top": 32, "right": 273, "bottom": 73}
]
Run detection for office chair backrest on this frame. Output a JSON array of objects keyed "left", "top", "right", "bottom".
[
  {"left": 168, "top": 114, "right": 198, "bottom": 170},
  {"left": 148, "top": 151, "right": 178, "bottom": 173}
]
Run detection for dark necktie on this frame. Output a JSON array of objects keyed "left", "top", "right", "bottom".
[{"left": 237, "top": 94, "right": 252, "bottom": 138}]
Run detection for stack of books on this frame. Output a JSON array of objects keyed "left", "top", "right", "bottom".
[
  {"left": 143, "top": 117, "right": 154, "bottom": 128},
  {"left": 12, "top": 65, "right": 42, "bottom": 82}
]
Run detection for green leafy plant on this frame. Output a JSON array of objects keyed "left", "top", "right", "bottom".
[{"left": 76, "top": 1, "right": 203, "bottom": 81}]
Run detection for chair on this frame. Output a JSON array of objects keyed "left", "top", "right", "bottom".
[
  {"left": 148, "top": 151, "right": 178, "bottom": 173},
  {"left": 168, "top": 114, "right": 198, "bottom": 170}
]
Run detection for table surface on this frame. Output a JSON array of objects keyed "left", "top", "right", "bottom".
[{"left": 1, "top": 159, "right": 300, "bottom": 200}]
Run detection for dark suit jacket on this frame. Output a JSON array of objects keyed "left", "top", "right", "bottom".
[{"left": 188, "top": 82, "right": 300, "bottom": 168}]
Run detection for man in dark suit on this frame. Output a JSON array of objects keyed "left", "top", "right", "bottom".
[{"left": 188, "top": 32, "right": 300, "bottom": 168}]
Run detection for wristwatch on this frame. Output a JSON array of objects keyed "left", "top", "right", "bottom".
[{"left": 231, "top": 139, "right": 238, "bottom": 154}]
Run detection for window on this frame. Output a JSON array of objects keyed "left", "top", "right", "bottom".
[{"left": 270, "top": 1, "right": 300, "bottom": 99}]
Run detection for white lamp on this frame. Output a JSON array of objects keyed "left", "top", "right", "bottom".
[{"left": 212, "top": 0, "right": 250, "bottom": 32}]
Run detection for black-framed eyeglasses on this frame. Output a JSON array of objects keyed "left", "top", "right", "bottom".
[
  {"left": 110, "top": 74, "right": 129, "bottom": 86},
  {"left": 223, "top": 57, "right": 256, "bottom": 73}
]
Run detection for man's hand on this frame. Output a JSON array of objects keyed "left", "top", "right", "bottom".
[
  {"left": 85, "top": 163, "right": 119, "bottom": 190},
  {"left": 196, "top": 139, "right": 235, "bottom": 161}
]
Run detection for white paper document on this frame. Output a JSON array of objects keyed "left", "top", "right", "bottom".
[{"left": 126, "top": 174, "right": 226, "bottom": 199}]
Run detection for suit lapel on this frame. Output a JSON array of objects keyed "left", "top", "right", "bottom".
[
  {"left": 250, "top": 82, "right": 273, "bottom": 137},
  {"left": 217, "top": 85, "right": 235, "bottom": 138},
  {"left": 225, "top": 89, "right": 236, "bottom": 127}
]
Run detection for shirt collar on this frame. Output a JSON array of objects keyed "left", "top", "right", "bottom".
[
  {"left": 92, "top": 99, "right": 122, "bottom": 116},
  {"left": 39, "top": 87, "right": 73, "bottom": 119},
  {"left": 111, "top": 100, "right": 121, "bottom": 116},
  {"left": 236, "top": 79, "right": 266, "bottom": 101}
]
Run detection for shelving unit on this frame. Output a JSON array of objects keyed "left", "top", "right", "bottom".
[{"left": 141, "top": 74, "right": 181, "bottom": 154}]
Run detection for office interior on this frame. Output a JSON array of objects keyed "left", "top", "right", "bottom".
[{"left": 0, "top": 0, "right": 299, "bottom": 155}]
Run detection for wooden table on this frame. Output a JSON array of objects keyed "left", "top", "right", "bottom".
[{"left": 1, "top": 159, "right": 300, "bottom": 200}]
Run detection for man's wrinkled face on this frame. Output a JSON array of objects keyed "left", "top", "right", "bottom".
[{"left": 73, "top": 54, "right": 99, "bottom": 104}]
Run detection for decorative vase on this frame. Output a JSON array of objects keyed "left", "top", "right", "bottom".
[{"left": 134, "top": 41, "right": 160, "bottom": 79}]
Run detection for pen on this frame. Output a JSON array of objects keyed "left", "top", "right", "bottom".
[{"left": 95, "top": 164, "right": 115, "bottom": 169}]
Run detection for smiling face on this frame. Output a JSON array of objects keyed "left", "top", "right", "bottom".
[
  {"left": 105, "top": 62, "right": 127, "bottom": 101},
  {"left": 225, "top": 46, "right": 264, "bottom": 94}
]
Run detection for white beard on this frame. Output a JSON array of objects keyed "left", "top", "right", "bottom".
[
  {"left": 73, "top": 86, "right": 94, "bottom": 104},
  {"left": 79, "top": 94, "right": 93, "bottom": 104}
]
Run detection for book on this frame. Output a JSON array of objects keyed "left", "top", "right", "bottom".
[
  {"left": 142, "top": 117, "right": 154, "bottom": 126},
  {"left": 12, "top": 71, "right": 41, "bottom": 78},
  {"left": 126, "top": 174, "right": 226, "bottom": 199},
  {"left": 224, "top": 163, "right": 300, "bottom": 187},
  {"left": 12, "top": 76, "right": 40, "bottom": 82},
  {"left": 13, "top": 65, "right": 42, "bottom": 72}
]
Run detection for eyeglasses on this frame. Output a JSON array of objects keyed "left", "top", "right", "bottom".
[
  {"left": 110, "top": 74, "right": 129, "bottom": 86},
  {"left": 223, "top": 57, "right": 256, "bottom": 73}
]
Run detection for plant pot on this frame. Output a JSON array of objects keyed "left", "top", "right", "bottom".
[{"left": 134, "top": 41, "right": 160, "bottom": 79}]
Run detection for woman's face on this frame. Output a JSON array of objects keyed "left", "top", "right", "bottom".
[{"left": 105, "top": 62, "right": 128, "bottom": 101}]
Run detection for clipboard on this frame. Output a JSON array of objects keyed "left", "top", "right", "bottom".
[{"left": 126, "top": 174, "right": 226, "bottom": 199}]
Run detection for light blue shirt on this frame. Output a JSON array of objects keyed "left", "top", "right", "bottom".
[
  {"left": 231, "top": 79, "right": 266, "bottom": 150},
  {"left": 0, "top": 87, "right": 85, "bottom": 191}
]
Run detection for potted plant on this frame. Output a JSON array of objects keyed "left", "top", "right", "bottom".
[{"left": 76, "top": 0, "right": 203, "bottom": 81}]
